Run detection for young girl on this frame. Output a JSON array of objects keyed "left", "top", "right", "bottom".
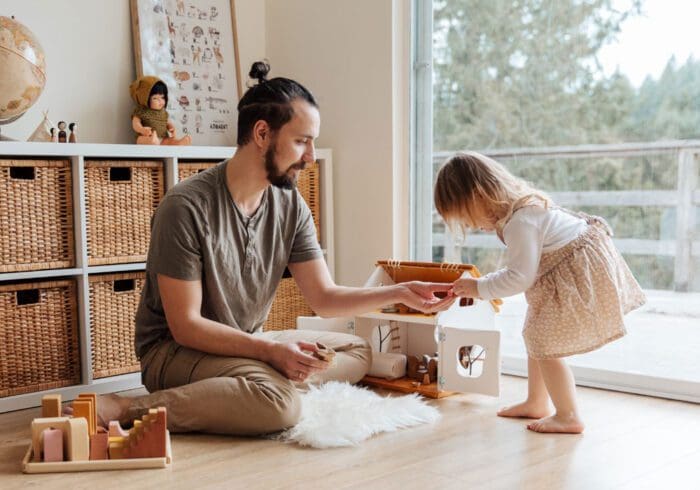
[{"left": 434, "top": 151, "right": 646, "bottom": 434}]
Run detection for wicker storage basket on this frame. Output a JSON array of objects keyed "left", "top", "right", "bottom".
[
  {"left": 89, "top": 272, "right": 144, "bottom": 379},
  {"left": 0, "top": 280, "right": 80, "bottom": 397},
  {"left": 263, "top": 161, "right": 322, "bottom": 331},
  {"left": 178, "top": 161, "right": 219, "bottom": 181},
  {"left": 85, "top": 160, "right": 164, "bottom": 265},
  {"left": 0, "top": 159, "right": 75, "bottom": 273},
  {"left": 297, "top": 161, "right": 320, "bottom": 239},
  {"left": 264, "top": 277, "right": 314, "bottom": 331}
]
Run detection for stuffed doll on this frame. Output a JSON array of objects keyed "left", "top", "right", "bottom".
[{"left": 129, "top": 75, "right": 191, "bottom": 145}]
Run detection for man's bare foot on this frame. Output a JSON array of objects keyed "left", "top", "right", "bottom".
[
  {"left": 497, "top": 400, "right": 552, "bottom": 419},
  {"left": 527, "top": 413, "right": 584, "bottom": 434},
  {"left": 62, "top": 394, "right": 132, "bottom": 427}
]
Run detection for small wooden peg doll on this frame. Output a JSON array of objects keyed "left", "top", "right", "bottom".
[
  {"left": 68, "top": 122, "right": 77, "bottom": 143},
  {"left": 57, "top": 121, "right": 67, "bottom": 143}
]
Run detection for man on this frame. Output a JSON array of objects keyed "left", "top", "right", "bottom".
[{"left": 93, "top": 62, "right": 455, "bottom": 435}]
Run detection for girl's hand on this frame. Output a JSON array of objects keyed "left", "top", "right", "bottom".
[
  {"left": 451, "top": 277, "right": 480, "bottom": 298},
  {"left": 141, "top": 126, "right": 153, "bottom": 136}
]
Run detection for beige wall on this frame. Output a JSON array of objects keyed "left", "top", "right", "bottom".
[
  {"left": 3, "top": 0, "right": 409, "bottom": 286},
  {"left": 266, "top": 0, "right": 410, "bottom": 286},
  {"left": 2, "top": 0, "right": 265, "bottom": 143}
]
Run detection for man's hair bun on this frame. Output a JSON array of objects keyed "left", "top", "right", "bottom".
[{"left": 249, "top": 61, "right": 271, "bottom": 84}]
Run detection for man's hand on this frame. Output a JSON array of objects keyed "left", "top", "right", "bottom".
[
  {"left": 450, "top": 277, "right": 480, "bottom": 298},
  {"left": 265, "top": 341, "right": 330, "bottom": 382},
  {"left": 398, "top": 281, "right": 456, "bottom": 313}
]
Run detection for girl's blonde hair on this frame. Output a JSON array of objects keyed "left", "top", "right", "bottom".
[{"left": 434, "top": 151, "right": 551, "bottom": 235}]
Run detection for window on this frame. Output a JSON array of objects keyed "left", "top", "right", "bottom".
[{"left": 412, "top": 0, "right": 700, "bottom": 401}]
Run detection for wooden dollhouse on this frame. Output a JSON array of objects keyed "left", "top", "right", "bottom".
[{"left": 299, "top": 260, "right": 502, "bottom": 398}]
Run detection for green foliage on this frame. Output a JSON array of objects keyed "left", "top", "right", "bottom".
[
  {"left": 431, "top": 0, "right": 700, "bottom": 291},
  {"left": 433, "top": 0, "right": 700, "bottom": 149},
  {"left": 433, "top": 0, "right": 643, "bottom": 150},
  {"left": 625, "top": 57, "right": 700, "bottom": 141}
]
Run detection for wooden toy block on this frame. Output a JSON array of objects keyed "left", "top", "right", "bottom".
[
  {"left": 77, "top": 393, "right": 98, "bottom": 435},
  {"left": 41, "top": 428, "right": 64, "bottom": 462},
  {"left": 31, "top": 417, "right": 70, "bottom": 462},
  {"left": 108, "top": 420, "right": 130, "bottom": 437},
  {"left": 108, "top": 440, "right": 125, "bottom": 460},
  {"left": 23, "top": 430, "right": 173, "bottom": 473},
  {"left": 24, "top": 406, "right": 173, "bottom": 472},
  {"left": 72, "top": 399, "right": 95, "bottom": 436},
  {"left": 313, "top": 342, "right": 336, "bottom": 363},
  {"left": 32, "top": 417, "right": 88, "bottom": 462},
  {"left": 41, "top": 394, "right": 62, "bottom": 418},
  {"left": 123, "top": 408, "right": 167, "bottom": 459},
  {"left": 89, "top": 427, "right": 109, "bottom": 460},
  {"left": 66, "top": 417, "right": 90, "bottom": 461}
]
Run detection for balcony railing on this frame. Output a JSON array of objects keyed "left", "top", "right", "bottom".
[{"left": 432, "top": 140, "right": 700, "bottom": 291}]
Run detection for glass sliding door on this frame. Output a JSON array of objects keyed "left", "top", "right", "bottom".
[{"left": 412, "top": 0, "right": 700, "bottom": 401}]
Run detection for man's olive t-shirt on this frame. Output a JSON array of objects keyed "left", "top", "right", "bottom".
[{"left": 134, "top": 161, "right": 323, "bottom": 358}]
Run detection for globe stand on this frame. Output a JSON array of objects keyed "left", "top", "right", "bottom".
[
  {"left": 0, "top": 114, "right": 23, "bottom": 141},
  {"left": 0, "top": 128, "right": 19, "bottom": 141}
]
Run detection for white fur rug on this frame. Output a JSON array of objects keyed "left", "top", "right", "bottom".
[{"left": 280, "top": 381, "right": 441, "bottom": 448}]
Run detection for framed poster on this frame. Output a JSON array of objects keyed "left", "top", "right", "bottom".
[{"left": 130, "top": 0, "right": 242, "bottom": 146}]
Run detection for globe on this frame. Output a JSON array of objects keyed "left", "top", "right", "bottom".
[{"left": 0, "top": 16, "right": 46, "bottom": 138}]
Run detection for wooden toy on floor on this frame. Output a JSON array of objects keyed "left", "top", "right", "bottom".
[
  {"left": 76, "top": 393, "right": 97, "bottom": 435},
  {"left": 31, "top": 416, "right": 89, "bottom": 462},
  {"left": 41, "top": 428, "right": 63, "bottom": 462},
  {"left": 108, "top": 420, "right": 130, "bottom": 438},
  {"left": 117, "top": 407, "right": 168, "bottom": 458},
  {"left": 72, "top": 399, "right": 96, "bottom": 436},
  {"left": 22, "top": 393, "right": 172, "bottom": 473},
  {"left": 313, "top": 342, "right": 336, "bottom": 363},
  {"left": 90, "top": 427, "right": 109, "bottom": 460},
  {"left": 41, "top": 394, "right": 61, "bottom": 418}
]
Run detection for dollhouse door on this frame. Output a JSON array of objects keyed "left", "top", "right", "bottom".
[{"left": 437, "top": 324, "right": 501, "bottom": 396}]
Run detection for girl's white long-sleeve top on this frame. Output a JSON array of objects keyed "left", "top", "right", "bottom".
[{"left": 475, "top": 206, "right": 587, "bottom": 300}]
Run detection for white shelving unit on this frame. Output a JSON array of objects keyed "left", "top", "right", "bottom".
[{"left": 0, "top": 142, "right": 333, "bottom": 413}]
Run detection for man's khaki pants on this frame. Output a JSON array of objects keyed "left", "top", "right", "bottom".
[{"left": 130, "top": 329, "right": 371, "bottom": 435}]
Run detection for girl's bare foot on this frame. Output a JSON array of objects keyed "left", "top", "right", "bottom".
[
  {"left": 62, "top": 394, "right": 132, "bottom": 427},
  {"left": 497, "top": 399, "right": 552, "bottom": 419},
  {"left": 527, "top": 413, "right": 584, "bottom": 434}
]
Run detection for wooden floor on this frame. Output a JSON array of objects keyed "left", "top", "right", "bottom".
[{"left": 1, "top": 375, "right": 699, "bottom": 490}]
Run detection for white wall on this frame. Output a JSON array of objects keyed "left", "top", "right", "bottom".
[
  {"left": 2, "top": 0, "right": 265, "bottom": 143},
  {"left": 266, "top": 0, "right": 410, "bottom": 286}
]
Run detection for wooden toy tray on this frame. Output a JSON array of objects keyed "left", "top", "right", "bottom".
[
  {"left": 22, "top": 431, "right": 172, "bottom": 473},
  {"left": 362, "top": 375, "right": 455, "bottom": 399}
]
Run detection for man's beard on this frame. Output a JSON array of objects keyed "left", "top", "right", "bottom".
[{"left": 264, "top": 141, "right": 306, "bottom": 189}]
